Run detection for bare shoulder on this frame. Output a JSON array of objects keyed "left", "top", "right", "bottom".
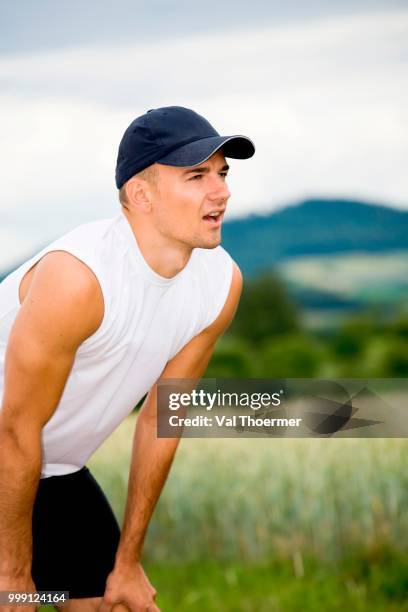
[
  {"left": 17, "top": 250, "right": 104, "bottom": 349},
  {"left": 2, "top": 251, "right": 104, "bottom": 429}
]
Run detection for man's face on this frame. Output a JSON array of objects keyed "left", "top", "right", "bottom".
[{"left": 149, "top": 150, "right": 231, "bottom": 250}]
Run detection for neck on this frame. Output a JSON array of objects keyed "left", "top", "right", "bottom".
[{"left": 122, "top": 208, "right": 193, "bottom": 279}]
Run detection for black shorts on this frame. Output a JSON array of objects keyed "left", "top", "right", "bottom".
[{"left": 31, "top": 466, "right": 121, "bottom": 599}]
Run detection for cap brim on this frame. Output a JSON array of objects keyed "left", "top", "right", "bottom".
[{"left": 156, "top": 135, "right": 255, "bottom": 167}]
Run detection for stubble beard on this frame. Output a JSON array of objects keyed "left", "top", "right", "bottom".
[
  {"left": 190, "top": 231, "right": 222, "bottom": 250},
  {"left": 157, "top": 216, "right": 222, "bottom": 251}
]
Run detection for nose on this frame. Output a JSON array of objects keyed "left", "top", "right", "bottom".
[{"left": 207, "top": 174, "right": 231, "bottom": 202}]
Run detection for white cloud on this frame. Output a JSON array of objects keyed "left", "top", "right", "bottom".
[{"left": 0, "top": 8, "right": 407, "bottom": 269}]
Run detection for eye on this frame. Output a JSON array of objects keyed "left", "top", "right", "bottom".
[
  {"left": 219, "top": 171, "right": 228, "bottom": 179},
  {"left": 188, "top": 174, "right": 203, "bottom": 181}
]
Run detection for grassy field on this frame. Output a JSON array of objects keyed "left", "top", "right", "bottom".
[
  {"left": 74, "top": 414, "right": 408, "bottom": 611},
  {"left": 38, "top": 413, "right": 407, "bottom": 610},
  {"left": 38, "top": 556, "right": 408, "bottom": 610}
]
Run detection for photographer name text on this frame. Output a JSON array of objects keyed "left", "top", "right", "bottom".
[{"left": 168, "top": 415, "right": 302, "bottom": 428}]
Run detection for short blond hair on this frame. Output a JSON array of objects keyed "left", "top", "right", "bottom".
[{"left": 118, "top": 165, "right": 158, "bottom": 208}]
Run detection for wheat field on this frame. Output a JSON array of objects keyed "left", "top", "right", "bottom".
[{"left": 89, "top": 414, "right": 407, "bottom": 565}]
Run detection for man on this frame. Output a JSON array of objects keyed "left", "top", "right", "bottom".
[{"left": 0, "top": 106, "right": 255, "bottom": 611}]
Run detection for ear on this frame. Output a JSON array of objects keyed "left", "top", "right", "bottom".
[{"left": 125, "top": 177, "right": 152, "bottom": 212}]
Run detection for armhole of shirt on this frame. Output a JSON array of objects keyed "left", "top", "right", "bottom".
[{"left": 199, "top": 248, "right": 234, "bottom": 333}]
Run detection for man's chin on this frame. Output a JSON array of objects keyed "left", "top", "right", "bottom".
[{"left": 195, "top": 234, "right": 222, "bottom": 250}]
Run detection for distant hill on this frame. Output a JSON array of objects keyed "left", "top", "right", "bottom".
[
  {"left": 1, "top": 199, "right": 407, "bottom": 284},
  {"left": 221, "top": 198, "right": 408, "bottom": 275}
]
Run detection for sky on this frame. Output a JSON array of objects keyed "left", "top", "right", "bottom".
[{"left": 0, "top": 0, "right": 407, "bottom": 270}]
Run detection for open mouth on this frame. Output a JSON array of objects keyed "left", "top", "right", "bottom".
[{"left": 202, "top": 211, "right": 224, "bottom": 226}]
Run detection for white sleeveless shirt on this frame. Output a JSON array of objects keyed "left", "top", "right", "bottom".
[{"left": 0, "top": 211, "right": 233, "bottom": 477}]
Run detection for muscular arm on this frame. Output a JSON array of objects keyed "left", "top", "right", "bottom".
[
  {"left": 101, "top": 263, "right": 243, "bottom": 610},
  {"left": 0, "top": 252, "right": 103, "bottom": 584}
]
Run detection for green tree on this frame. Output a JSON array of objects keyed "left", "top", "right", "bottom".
[
  {"left": 329, "top": 316, "right": 377, "bottom": 358},
  {"left": 205, "top": 337, "right": 255, "bottom": 378},
  {"left": 258, "top": 333, "right": 324, "bottom": 377},
  {"left": 230, "top": 272, "right": 300, "bottom": 345},
  {"left": 388, "top": 313, "right": 408, "bottom": 340},
  {"left": 384, "top": 339, "right": 408, "bottom": 376}
]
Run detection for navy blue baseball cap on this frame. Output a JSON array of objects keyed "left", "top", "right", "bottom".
[{"left": 115, "top": 106, "right": 255, "bottom": 189}]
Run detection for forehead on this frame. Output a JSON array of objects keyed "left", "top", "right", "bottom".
[{"left": 156, "top": 149, "right": 227, "bottom": 179}]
